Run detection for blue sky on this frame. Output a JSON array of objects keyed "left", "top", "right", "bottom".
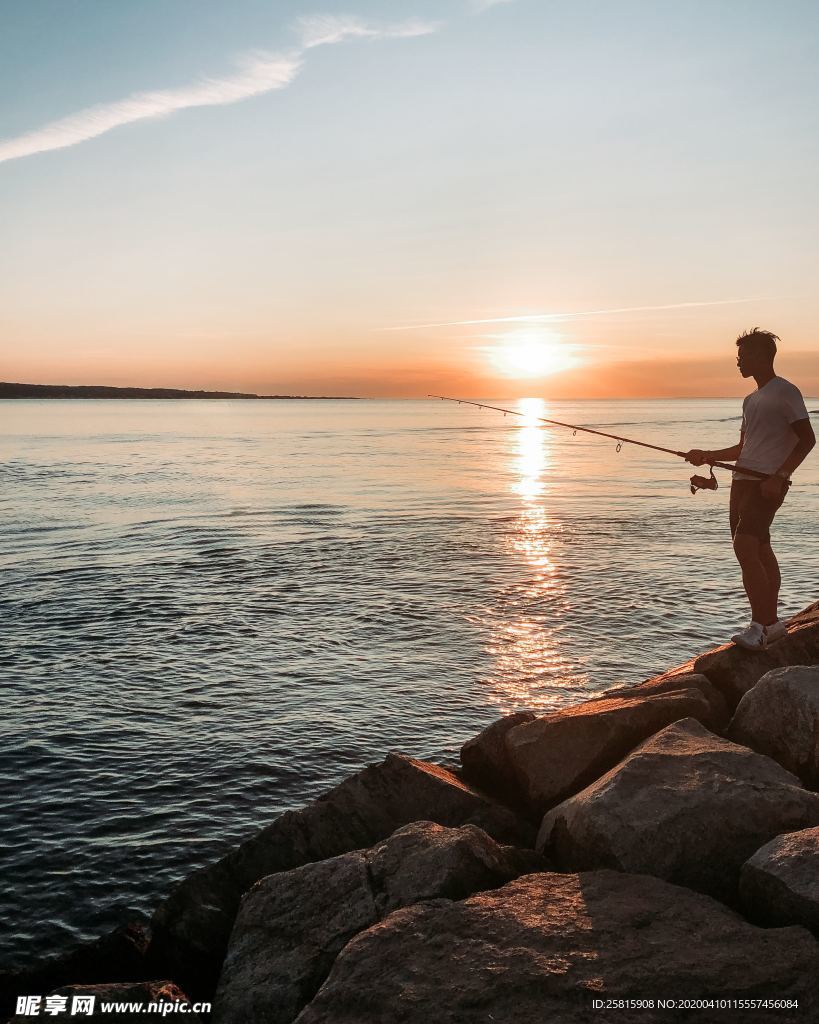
[{"left": 1, "top": 0, "right": 818, "bottom": 396}]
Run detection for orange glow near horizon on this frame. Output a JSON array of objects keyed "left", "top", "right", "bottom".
[{"left": 4, "top": 314, "right": 819, "bottom": 400}]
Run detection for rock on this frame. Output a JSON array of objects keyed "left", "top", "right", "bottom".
[
  {"left": 740, "top": 826, "right": 819, "bottom": 933},
  {"left": 0, "top": 920, "right": 151, "bottom": 1022},
  {"left": 213, "top": 821, "right": 543, "bottom": 1024},
  {"left": 148, "top": 753, "right": 534, "bottom": 999},
  {"left": 537, "top": 718, "right": 819, "bottom": 900},
  {"left": 504, "top": 689, "right": 713, "bottom": 812},
  {"left": 599, "top": 671, "right": 730, "bottom": 729},
  {"left": 726, "top": 666, "right": 819, "bottom": 787},
  {"left": 293, "top": 870, "right": 819, "bottom": 1024},
  {"left": 683, "top": 600, "right": 819, "bottom": 711},
  {"left": 9, "top": 981, "right": 199, "bottom": 1023},
  {"left": 459, "top": 710, "right": 536, "bottom": 805},
  {"left": 214, "top": 851, "right": 375, "bottom": 1024},
  {"left": 366, "top": 820, "right": 543, "bottom": 916}
]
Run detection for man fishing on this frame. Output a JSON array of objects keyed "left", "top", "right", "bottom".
[{"left": 686, "top": 328, "right": 815, "bottom": 651}]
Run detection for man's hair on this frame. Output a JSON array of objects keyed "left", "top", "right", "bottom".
[{"left": 736, "top": 327, "right": 779, "bottom": 361}]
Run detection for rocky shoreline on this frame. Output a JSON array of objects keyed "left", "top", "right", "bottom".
[{"left": 3, "top": 601, "right": 819, "bottom": 1022}]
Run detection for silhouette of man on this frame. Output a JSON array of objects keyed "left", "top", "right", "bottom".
[{"left": 686, "top": 328, "right": 815, "bottom": 651}]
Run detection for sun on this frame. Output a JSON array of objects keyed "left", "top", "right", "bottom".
[{"left": 487, "top": 330, "right": 578, "bottom": 379}]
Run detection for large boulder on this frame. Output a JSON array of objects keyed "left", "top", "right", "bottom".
[
  {"left": 0, "top": 920, "right": 150, "bottom": 1022},
  {"left": 537, "top": 718, "right": 819, "bottom": 899},
  {"left": 366, "top": 820, "right": 542, "bottom": 915},
  {"left": 677, "top": 600, "right": 819, "bottom": 711},
  {"left": 293, "top": 870, "right": 819, "bottom": 1024},
  {"left": 727, "top": 666, "right": 819, "bottom": 787},
  {"left": 213, "top": 822, "right": 542, "bottom": 1024},
  {"left": 148, "top": 753, "right": 533, "bottom": 999},
  {"left": 9, "top": 981, "right": 200, "bottom": 1023},
  {"left": 214, "top": 851, "right": 374, "bottom": 1024},
  {"left": 599, "top": 671, "right": 729, "bottom": 729},
  {"left": 503, "top": 689, "right": 713, "bottom": 812},
  {"left": 459, "top": 710, "right": 536, "bottom": 806},
  {"left": 740, "top": 826, "right": 819, "bottom": 933}
]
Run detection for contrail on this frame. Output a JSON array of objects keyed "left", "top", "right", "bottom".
[
  {"left": 0, "top": 54, "right": 302, "bottom": 165},
  {"left": 0, "top": 17, "right": 441, "bottom": 166},
  {"left": 296, "top": 15, "right": 442, "bottom": 48},
  {"left": 379, "top": 298, "right": 765, "bottom": 331}
]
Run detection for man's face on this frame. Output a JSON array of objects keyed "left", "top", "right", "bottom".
[{"left": 736, "top": 343, "right": 760, "bottom": 378}]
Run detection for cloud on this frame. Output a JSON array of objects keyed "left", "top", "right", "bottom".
[
  {"left": 380, "top": 298, "right": 767, "bottom": 331},
  {"left": 0, "top": 14, "right": 441, "bottom": 166},
  {"left": 469, "top": 0, "right": 515, "bottom": 12},
  {"left": 0, "top": 52, "right": 301, "bottom": 166},
  {"left": 296, "top": 15, "right": 442, "bottom": 49}
]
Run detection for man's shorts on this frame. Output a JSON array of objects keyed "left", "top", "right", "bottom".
[{"left": 729, "top": 479, "right": 787, "bottom": 543}]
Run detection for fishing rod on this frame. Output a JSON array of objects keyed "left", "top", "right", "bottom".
[{"left": 429, "top": 394, "right": 770, "bottom": 494}]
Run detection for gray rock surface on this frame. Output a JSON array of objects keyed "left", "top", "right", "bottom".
[
  {"left": 740, "top": 826, "right": 819, "bottom": 933},
  {"left": 293, "top": 870, "right": 819, "bottom": 1024},
  {"left": 149, "top": 753, "right": 533, "bottom": 999},
  {"left": 727, "top": 666, "right": 819, "bottom": 786},
  {"left": 213, "top": 851, "right": 375, "bottom": 1024},
  {"left": 504, "top": 689, "right": 713, "bottom": 811},
  {"left": 537, "top": 718, "right": 819, "bottom": 899},
  {"left": 366, "top": 820, "right": 543, "bottom": 915},
  {"left": 213, "top": 821, "right": 543, "bottom": 1024}
]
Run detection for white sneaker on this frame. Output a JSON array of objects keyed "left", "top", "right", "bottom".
[
  {"left": 764, "top": 620, "right": 788, "bottom": 645},
  {"left": 731, "top": 622, "right": 766, "bottom": 651}
]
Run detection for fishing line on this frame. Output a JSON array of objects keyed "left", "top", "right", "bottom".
[{"left": 429, "top": 394, "right": 769, "bottom": 494}]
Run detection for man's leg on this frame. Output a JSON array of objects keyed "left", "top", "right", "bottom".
[
  {"left": 758, "top": 541, "right": 781, "bottom": 619},
  {"left": 733, "top": 533, "right": 778, "bottom": 625}
]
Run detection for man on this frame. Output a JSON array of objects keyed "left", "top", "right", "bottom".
[{"left": 686, "top": 328, "right": 815, "bottom": 651}]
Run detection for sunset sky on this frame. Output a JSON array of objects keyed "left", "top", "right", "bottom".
[{"left": 1, "top": 0, "right": 818, "bottom": 398}]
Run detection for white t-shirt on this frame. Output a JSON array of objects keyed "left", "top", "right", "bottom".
[{"left": 734, "top": 376, "right": 809, "bottom": 480}]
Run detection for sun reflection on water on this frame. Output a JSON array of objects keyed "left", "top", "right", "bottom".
[
  {"left": 480, "top": 398, "right": 588, "bottom": 713},
  {"left": 512, "top": 399, "right": 548, "bottom": 500}
]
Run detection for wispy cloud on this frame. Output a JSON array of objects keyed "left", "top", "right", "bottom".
[
  {"left": 469, "top": 0, "right": 515, "bottom": 13},
  {"left": 380, "top": 298, "right": 766, "bottom": 331},
  {"left": 0, "top": 15, "right": 441, "bottom": 166},
  {"left": 0, "top": 53, "right": 301, "bottom": 166},
  {"left": 296, "top": 15, "right": 442, "bottom": 49}
]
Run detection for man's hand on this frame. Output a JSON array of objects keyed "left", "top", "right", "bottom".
[
  {"left": 685, "top": 449, "right": 709, "bottom": 466},
  {"left": 760, "top": 475, "right": 787, "bottom": 500}
]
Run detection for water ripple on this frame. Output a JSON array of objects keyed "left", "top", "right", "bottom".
[{"left": 2, "top": 396, "right": 818, "bottom": 969}]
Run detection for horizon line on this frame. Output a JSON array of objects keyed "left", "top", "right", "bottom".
[{"left": 5, "top": 380, "right": 818, "bottom": 403}]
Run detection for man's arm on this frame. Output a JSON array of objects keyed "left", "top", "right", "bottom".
[
  {"left": 772, "top": 418, "right": 816, "bottom": 479},
  {"left": 758, "top": 418, "right": 815, "bottom": 499},
  {"left": 685, "top": 431, "right": 744, "bottom": 466}
]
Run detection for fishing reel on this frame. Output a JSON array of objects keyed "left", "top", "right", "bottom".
[{"left": 690, "top": 465, "right": 718, "bottom": 495}]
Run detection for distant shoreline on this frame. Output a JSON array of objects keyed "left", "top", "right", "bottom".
[{"left": 0, "top": 382, "right": 358, "bottom": 400}]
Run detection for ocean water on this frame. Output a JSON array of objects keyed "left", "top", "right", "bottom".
[{"left": 2, "top": 396, "right": 818, "bottom": 968}]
